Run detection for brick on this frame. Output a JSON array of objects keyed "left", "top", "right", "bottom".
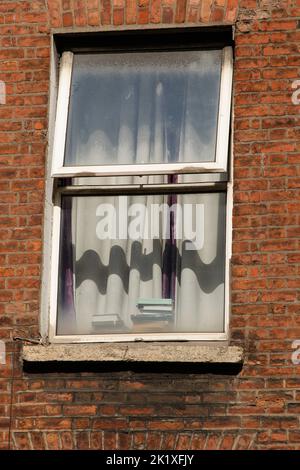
[
  {"left": 63, "top": 405, "right": 97, "bottom": 416},
  {"left": 225, "top": 0, "right": 239, "bottom": 22},
  {"left": 92, "top": 418, "right": 127, "bottom": 430},
  {"left": 103, "top": 431, "right": 117, "bottom": 449},
  {"left": 211, "top": 7, "right": 224, "bottom": 22},
  {"left": 126, "top": 0, "right": 136, "bottom": 24},
  {"left": 35, "top": 418, "right": 72, "bottom": 430},
  {"left": 145, "top": 432, "right": 161, "bottom": 449},
  {"left": 119, "top": 432, "right": 133, "bottom": 449},
  {"left": 162, "top": 7, "right": 174, "bottom": 23},
  {"left": 12, "top": 432, "right": 32, "bottom": 450},
  {"left": 30, "top": 432, "right": 46, "bottom": 450},
  {"left": 101, "top": 0, "right": 111, "bottom": 24},
  {"left": 45, "top": 432, "right": 61, "bottom": 450},
  {"left": 200, "top": 0, "right": 213, "bottom": 22},
  {"left": 175, "top": 0, "right": 187, "bottom": 23},
  {"left": 60, "top": 431, "right": 74, "bottom": 449},
  {"left": 150, "top": 0, "right": 160, "bottom": 23},
  {"left": 75, "top": 431, "right": 90, "bottom": 449},
  {"left": 63, "top": 12, "right": 73, "bottom": 26},
  {"left": 132, "top": 431, "right": 146, "bottom": 449}
]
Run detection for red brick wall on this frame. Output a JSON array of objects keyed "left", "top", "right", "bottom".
[{"left": 1, "top": 0, "right": 300, "bottom": 450}]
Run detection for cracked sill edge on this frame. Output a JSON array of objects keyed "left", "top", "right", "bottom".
[{"left": 22, "top": 343, "right": 244, "bottom": 364}]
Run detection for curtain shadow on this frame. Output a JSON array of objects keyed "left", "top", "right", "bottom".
[{"left": 74, "top": 232, "right": 225, "bottom": 297}]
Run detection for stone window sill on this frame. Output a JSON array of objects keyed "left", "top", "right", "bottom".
[{"left": 22, "top": 342, "right": 243, "bottom": 364}]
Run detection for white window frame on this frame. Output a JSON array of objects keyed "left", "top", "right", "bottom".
[
  {"left": 49, "top": 187, "right": 232, "bottom": 343},
  {"left": 51, "top": 47, "right": 233, "bottom": 177},
  {"left": 47, "top": 43, "right": 234, "bottom": 344}
]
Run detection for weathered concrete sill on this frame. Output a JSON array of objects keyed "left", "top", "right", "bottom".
[{"left": 22, "top": 343, "right": 244, "bottom": 364}]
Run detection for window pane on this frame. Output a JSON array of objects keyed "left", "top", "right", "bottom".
[
  {"left": 56, "top": 192, "right": 226, "bottom": 335},
  {"left": 71, "top": 172, "right": 228, "bottom": 186},
  {"left": 64, "top": 50, "right": 222, "bottom": 167}
]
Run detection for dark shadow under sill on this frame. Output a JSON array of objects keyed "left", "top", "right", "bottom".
[{"left": 22, "top": 342, "right": 244, "bottom": 374}]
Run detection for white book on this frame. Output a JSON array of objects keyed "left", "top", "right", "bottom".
[
  {"left": 139, "top": 305, "right": 173, "bottom": 313},
  {"left": 92, "top": 314, "right": 122, "bottom": 325},
  {"left": 137, "top": 298, "right": 173, "bottom": 307}
]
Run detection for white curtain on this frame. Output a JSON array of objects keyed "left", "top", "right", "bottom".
[
  {"left": 175, "top": 192, "right": 225, "bottom": 332},
  {"left": 69, "top": 75, "right": 167, "bottom": 334}
]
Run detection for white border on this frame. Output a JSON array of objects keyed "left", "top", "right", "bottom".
[
  {"left": 51, "top": 47, "right": 233, "bottom": 177},
  {"left": 47, "top": 43, "right": 233, "bottom": 344},
  {"left": 215, "top": 47, "right": 233, "bottom": 173},
  {"left": 48, "top": 193, "right": 62, "bottom": 341},
  {"left": 40, "top": 37, "right": 58, "bottom": 339},
  {"left": 48, "top": 189, "right": 231, "bottom": 343},
  {"left": 50, "top": 333, "right": 228, "bottom": 343},
  {"left": 51, "top": 51, "right": 73, "bottom": 175}
]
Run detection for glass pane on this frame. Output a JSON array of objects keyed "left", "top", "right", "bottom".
[
  {"left": 56, "top": 192, "right": 226, "bottom": 335},
  {"left": 64, "top": 50, "right": 222, "bottom": 167},
  {"left": 71, "top": 172, "right": 228, "bottom": 186}
]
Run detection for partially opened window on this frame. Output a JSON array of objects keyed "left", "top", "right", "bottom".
[{"left": 49, "top": 37, "right": 233, "bottom": 342}]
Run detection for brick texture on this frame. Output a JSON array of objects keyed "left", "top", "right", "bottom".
[{"left": 1, "top": 0, "right": 300, "bottom": 450}]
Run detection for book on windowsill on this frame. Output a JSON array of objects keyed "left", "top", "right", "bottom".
[
  {"left": 131, "top": 313, "right": 173, "bottom": 323},
  {"left": 136, "top": 298, "right": 174, "bottom": 318},
  {"left": 131, "top": 298, "right": 174, "bottom": 332},
  {"left": 137, "top": 298, "right": 173, "bottom": 308},
  {"left": 92, "top": 314, "right": 123, "bottom": 327},
  {"left": 139, "top": 305, "right": 173, "bottom": 313}
]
